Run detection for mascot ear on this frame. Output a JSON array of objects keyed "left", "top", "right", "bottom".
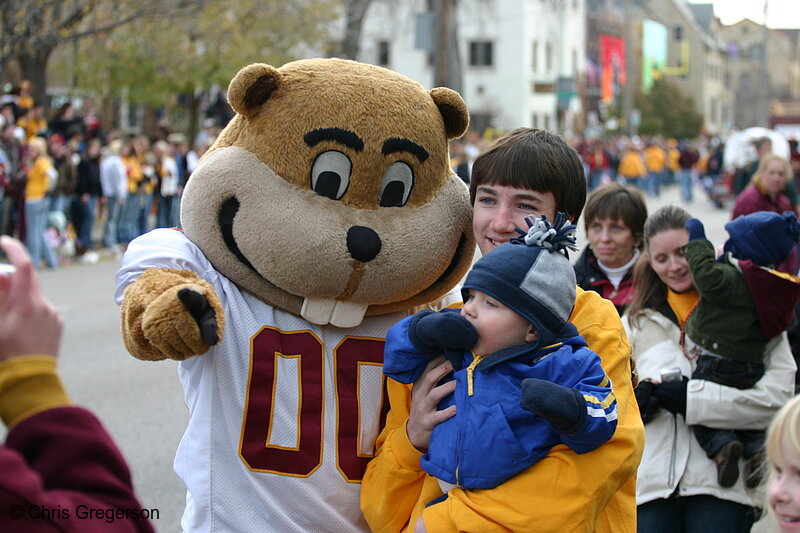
[
  {"left": 227, "top": 63, "right": 283, "bottom": 118},
  {"left": 430, "top": 87, "right": 469, "bottom": 140}
]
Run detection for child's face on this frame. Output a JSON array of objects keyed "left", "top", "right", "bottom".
[
  {"left": 460, "top": 289, "right": 537, "bottom": 356},
  {"left": 472, "top": 184, "right": 557, "bottom": 256},
  {"left": 768, "top": 439, "right": 800, "bottom": 532}
]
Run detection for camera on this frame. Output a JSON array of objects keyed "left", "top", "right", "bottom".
[{"left": 659, "top": 367, "right": 683, "bottom": 383}]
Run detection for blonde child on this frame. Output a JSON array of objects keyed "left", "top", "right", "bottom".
[{"left": 765, "top": 394, "right": 800, "bottom": 532}]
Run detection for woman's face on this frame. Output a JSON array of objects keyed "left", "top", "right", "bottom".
[
  {"left": 587, "top": 217, "right": 638, "bottom": 268},
  {"left": 647, "top": 228, "right": 693, "bottom": 293},
  {"left": 763, "top": 160, "right": 788, "bottom": 197}
]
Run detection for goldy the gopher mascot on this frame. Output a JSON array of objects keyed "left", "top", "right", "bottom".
[{"left": 114, "top": 58, "right": 473, "bottom": 532}]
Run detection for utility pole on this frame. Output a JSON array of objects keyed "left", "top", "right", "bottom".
[
  {"left": 435, "top": 0, "right": 450, "bottom": 88},
  {"left": 622, "top": 0, "right": 634, "bottom": 136},
  {"left": 759, "top": 0, "right": 769, "bottom": 126}
]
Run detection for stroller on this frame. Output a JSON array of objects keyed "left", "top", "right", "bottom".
[{"left": 703, "top": 170, "right": 733, "bottom": 209}]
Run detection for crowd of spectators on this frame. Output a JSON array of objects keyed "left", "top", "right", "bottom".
[{"left": 0, "top": 82, "right": 220, "bottom": 269}]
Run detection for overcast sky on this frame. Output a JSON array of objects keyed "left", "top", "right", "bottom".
[{"left": 686, "top": 0, "right": 800, "bottom": 29}]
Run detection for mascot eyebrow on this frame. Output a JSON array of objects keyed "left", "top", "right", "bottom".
[
  {"left": 304, "top": 128, "right": 429, "bottom": 163},
  {"left": 382, "top": 137, "right": 429, "bottom": 162},
  {"left": 304, "top": 128, "right": 364, "bottom": 152}
]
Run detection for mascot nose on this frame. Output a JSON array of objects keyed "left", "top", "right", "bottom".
[{"left": 347, "top": 226, "right": 382, "bottom": 262}]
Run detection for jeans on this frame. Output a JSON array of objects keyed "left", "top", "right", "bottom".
[
  {"left": 158, "top": 195, "right": 179, "bottom": 228},
  {"left": 118, "top": 194, "right": 140, "bottom": 244},
  {"left": 691, "top": 355, "right": 766, "bottom": 458},
  {"left": 72, "top": 195, "right": 96, "bottom": 250},
  {"left": 648, "top": 171, "right": 662, "bottom": 197},
  {"left": 680, "top": 169, "right": 693, "bottom": 202},
  {"left": 102, "top": 196, "right": 122, "bottom": 248},
  {"left": 137, "top": 193, "right": 153, "bottom": 236},
  {"left": 637, "top": 495, "right": 755, "bottom": 533},
  {"left": 24, "top": 199, "right": 57, "bottom": 269}
]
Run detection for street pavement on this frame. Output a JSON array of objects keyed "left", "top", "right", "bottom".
[{"left": 4, "top": 177, "right": 768, "bottom": 533}]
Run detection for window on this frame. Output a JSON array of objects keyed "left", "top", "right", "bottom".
[
  {"left": 532, "top": 40, "right": 538, "bottom": 72},
  {"left": 469, "top": 41, "right": 493, "bottom": 66},
  {"left": 377, "top": 41, "right": 390, "bottom": 66},
  {"left": 544, "top": 114, "right": 551, "bottom": 130},
  {"left": 546, "top": 42, "right": 553, "bottom": 72},
  {"left": 532, "top": 113, "right": 539, "bottom": 128}
]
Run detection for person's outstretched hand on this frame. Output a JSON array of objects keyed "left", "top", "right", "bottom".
[{"left": 0, "top": 236, "right": 63, "bottom": 362}]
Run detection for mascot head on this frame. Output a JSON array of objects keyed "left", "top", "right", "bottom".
[{"left": 181, "top": 58, "right": 474, "bottom": 327}]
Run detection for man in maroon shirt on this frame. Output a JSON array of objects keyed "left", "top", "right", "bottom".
[{"left": 0, "top": 236, "right": 154, "bottom": 533}]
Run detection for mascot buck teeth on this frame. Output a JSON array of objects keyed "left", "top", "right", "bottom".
[{"left": 114, "top": 58, "right": 473, "bottom": 532}]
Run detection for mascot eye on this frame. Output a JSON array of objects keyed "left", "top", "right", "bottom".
[
  {"left": 379, "top": 162, "right": 414, "bottom": 207},
  {"left": 311, "top": 150, "right": 351, "bottom": 200}
]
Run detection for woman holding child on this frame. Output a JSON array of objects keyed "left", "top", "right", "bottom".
[{"left": 623, "top": 205, "right": 795, "bottom": 533}]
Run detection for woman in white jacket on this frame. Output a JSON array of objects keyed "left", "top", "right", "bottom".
[{"left": 623, "top": 205, "right": 796, "bottom": 533}]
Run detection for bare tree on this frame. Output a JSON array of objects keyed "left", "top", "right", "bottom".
[
  {"left": 340, "top": 0, "right": 373, "bottom": 60},
  {"left": 0, "top": 0, "right": 200, "bottom": 106}
]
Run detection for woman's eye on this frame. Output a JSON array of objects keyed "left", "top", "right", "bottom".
[{"left": 311, "top": 151, "right": 351, "bottom": 200}]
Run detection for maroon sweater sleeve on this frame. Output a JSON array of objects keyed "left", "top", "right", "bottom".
[{"left": 0, "top": 406, "right": 155, "bottom": 533}]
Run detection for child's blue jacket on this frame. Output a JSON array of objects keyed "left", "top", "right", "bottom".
[{"left": 383, "top": 309, "right": 618, "bottom": 490}]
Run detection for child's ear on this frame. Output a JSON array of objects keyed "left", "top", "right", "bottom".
[{"left": 525, "top": 326, "right": 538, "bottom": 343}]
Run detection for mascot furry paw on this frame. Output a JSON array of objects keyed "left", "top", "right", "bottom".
[{"left": 114, "top": 58, "right": 473, "bottom": 532}]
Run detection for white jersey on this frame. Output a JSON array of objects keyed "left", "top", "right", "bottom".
[{"left": 116, "top": 229, "right": 404, "bottom": 533}]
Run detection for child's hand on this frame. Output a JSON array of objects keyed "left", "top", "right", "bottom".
[
  {"left": 521, "top": 378, "right": 586, "bottom": 435},
  {"left": 685, "top": 218, "right": 707, "bottom": 242}
]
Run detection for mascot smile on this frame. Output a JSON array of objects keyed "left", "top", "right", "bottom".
[{"left": 114, "top": 58, "right": 473, "bottom": 532}]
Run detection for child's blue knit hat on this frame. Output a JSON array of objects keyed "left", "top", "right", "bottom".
[
  {"left": 462, "top": 212, "right": 578, "bottom": 350},
  {"left": 724, "top": 211, "right": 800, "bottom": 268}
]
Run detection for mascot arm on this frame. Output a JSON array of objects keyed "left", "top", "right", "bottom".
[
  {"left": 363, "top": 290, "right": 643, "bottom": 533},
  {"left": 120, "top": 268, "right": 224, "bottom": 361}
]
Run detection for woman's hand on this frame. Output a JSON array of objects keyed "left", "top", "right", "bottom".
[{"left": 406, "top": 356, "right": 456, "bottom": 451}]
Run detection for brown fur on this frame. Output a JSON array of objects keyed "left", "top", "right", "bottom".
[
  {"left": 121, "top": 58, "right": 474, "bottom": 360},
  {"left": 121, "top": 268, "right": 225, "bottom": 361}
]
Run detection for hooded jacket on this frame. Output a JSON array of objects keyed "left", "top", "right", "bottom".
[
  {"left": 684, "top": 239, "right": 800, "bottom": 362},
  {"left": 383, "top": 309, "right": 617, "bottom": 490}
]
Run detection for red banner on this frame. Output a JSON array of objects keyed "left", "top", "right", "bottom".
[{"left": 600, "top": 34, "right": 626, "bottom": 104}]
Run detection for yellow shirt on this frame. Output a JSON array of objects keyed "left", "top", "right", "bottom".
[
  {"left": 123, "top": 155, "right": 145, "bottom": 194},
  {"left": 644, "top": 146, "right": 666, "bottom": 172},
  {"left": 667, "top": 288, "right": 699, "bottom": 327},
  {"left": 24, "top": 156, "right": 53, "bottom": 201},
  {"left": 618, "top": 151, "right": 647, "bottom": 178},
  {"left": 17, "top": 116, "right": 47, "bottom": 139}
]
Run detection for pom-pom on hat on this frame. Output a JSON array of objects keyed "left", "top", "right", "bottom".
[
  {"left": 462, "top": 212, "right": 579, "bottom": 350},
  {"left": 724, "top": 211, "right": 800, "bottom": 268}
]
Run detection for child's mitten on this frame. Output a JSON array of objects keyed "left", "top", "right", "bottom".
[
  {"left": 685, "top": 218, "right": 707, "bottom": 242},
  {"left": 408, "top": 310, "right": 479, "bottom": 370},
  {"left": 521, "top": 378, "right": 586, "bottom": 435}
]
